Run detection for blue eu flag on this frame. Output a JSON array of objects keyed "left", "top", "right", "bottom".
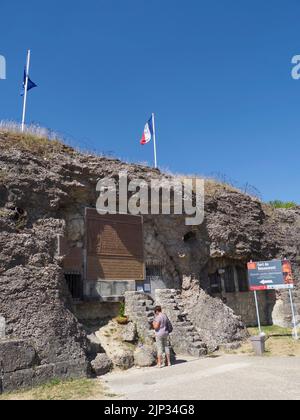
[{"left": 21, "top": 69, "right": 37, "bottom": 96}]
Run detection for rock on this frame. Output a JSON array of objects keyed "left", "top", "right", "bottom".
[
  {"left": 91, "top": 353, "right": 112, "bottom": 376},
  {"left": 180, "top": 277, "right": 248, "bottom": 349},
  {"left": 134, "top": 345, "right": 156, "bottom": 367},
  {"left": 121, "top": 322, "right": 137, "bottom": 343},
  {"left": 0, "top": 315, "right": 5, "bottom": 339},
  {"left": 112, "top": 349, "right": 134, "bottom": 370}
]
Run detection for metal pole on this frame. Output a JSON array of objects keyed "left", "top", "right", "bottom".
[
  {"left": 152, "top": 113, "right": 158, "bottom": 169},
  {"left": 21, "top": 50, "right": 31, "bottom": 133},
  {"left": 289, "top": 289, "right": 299, "bottom": 340},
  {"left": 254, "top": 291, "right": 262, "bottom": 335}
]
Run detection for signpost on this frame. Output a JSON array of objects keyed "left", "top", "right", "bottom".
[{"left": 247, "top": 260, "right": 298, "bottom": 340}]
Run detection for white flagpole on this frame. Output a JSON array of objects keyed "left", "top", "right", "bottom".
[
  {"left": 21, "top": 50, "right": 31, "bottom": 133},
  {"left": 289, "top": 289, "right": 299, "bottom": 340},
  {"left": 152, "top": 112, "right": 158, "bottom": 169}
]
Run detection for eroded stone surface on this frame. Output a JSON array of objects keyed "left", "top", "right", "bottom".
[
  {"left": 134, "top": 345, "right": 156, "bottom": 367},
  {"left": 0, "top": 316, "right": 5, "bottom": 339},
  {"left": 91, "top": 353, "right": 112, "bottom": 376},
  {"left": 122, "top": 322, "right": 137, "bottom": 343},
  {"left": 180, "top": 277, "right": 248, "bottom": 350},
  {"left": 0, "top": 340, "right": 36, "bottom": 373}
]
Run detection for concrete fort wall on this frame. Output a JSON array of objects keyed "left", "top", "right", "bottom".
[{"left": 0, "top": 337, "right": 87, "bottom": 394}]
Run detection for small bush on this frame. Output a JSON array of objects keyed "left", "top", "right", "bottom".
[
  {"left": 119, "top": 302, "right": 126, "bottom": 318},
  {"left": 116, "top": 302, "right": 128, "bottom": 325},
  {"left": 269, "top": 200, "right": 298, "bottom": 209}
]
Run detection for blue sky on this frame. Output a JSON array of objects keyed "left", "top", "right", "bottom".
[{"left": 0, "top": 0, "right": 299, "bottom": 202}]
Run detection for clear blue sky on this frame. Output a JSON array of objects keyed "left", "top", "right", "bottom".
[{"left": 1, "top": 0, "right": 300, "bottom": 202}]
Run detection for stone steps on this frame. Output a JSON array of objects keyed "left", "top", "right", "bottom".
[
  {"left": 155, "top": 289, "right": 208, "bottom": 358},
  {"left": 126, "top": 290, "right": 208, "bottom": 359}
]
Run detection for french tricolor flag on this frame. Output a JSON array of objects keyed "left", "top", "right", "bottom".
[{"left": 140, "top": 116, "right": 154, "bottom": 145}]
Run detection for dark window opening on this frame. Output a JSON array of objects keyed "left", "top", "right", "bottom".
[
  {"left": 65, "top": 272, "right": 83, "bottom": 300},
  {"left": 224, "top": 266, "right": 236, "bottom": 293},
  {"left": 183, "top": 231, "right": 197, "bottom": 243},
  {"left": 236, "top": 266, "right": 249, "bottom": 292},
  {"left": 209, "top": 271, "right": 222, "bottom": 294}
]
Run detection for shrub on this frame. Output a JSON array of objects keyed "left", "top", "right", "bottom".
[
  {"left": 119, "top": 302, "right": 126, "bottom": 318},
  {"left": 269, "top": 200, "right": 298, "bottom": 209},
  {"left": 116, "top": 302, "right": 128, "bottom": 325}
]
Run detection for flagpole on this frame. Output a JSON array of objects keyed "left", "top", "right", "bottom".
[
  {"left": 21, "top": 50, "right": 31, "bottom": 133},
  {"left": 152, "top": 112, "right": 158, "bottom": 169}
]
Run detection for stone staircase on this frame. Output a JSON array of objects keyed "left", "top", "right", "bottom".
[
  {"left": 124, "top": 292, "right": 156, "bottom": 345},
  {"left": 155, "top": 289, "right": 207, "bottom": 357},
  {"left": 125, "top": 290, "right": 208, "bottom": 358}
]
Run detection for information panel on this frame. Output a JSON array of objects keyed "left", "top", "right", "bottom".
[
  {"left": 247, "top": 260, "right": 294, "bottom": 291},
  {"left": 86, "top": 209, "right": 145, "bottom": 281}
]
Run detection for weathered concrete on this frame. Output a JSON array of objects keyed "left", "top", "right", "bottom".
[
  {"left": 0, "top": 340, "right": 36, "bottom": 373},
  {"left": 73, "top": 301, "right": 120, "bottom": 322},
  {"left": 0, "top": 339, "right": 87, "bottom": 393},
  {"left": 91, "top": 353, "right": 112, "bottom": 376},
  {"left": 122, "top": 322, "right": 137, "bottom": 343},
  {"left": 112, "top": 350, "right": 135, "bottom": 370},
  {"left": 95, "top": 320, "right": 135, "bottom": 371},
  {"left": 180, "top": 277, "right": 248, "bottom": 350},
  {"left": 0, "top": 133, "right": 300, "bottom": 391},
  {"left": 0, "top": 316, "right": 5, "bottom": 339},
  {"left": 134, "top": 345, "right": 156, "bottom": 368},
  {"left": 220, "top": 290, "right": 275, "bottom": 327}
]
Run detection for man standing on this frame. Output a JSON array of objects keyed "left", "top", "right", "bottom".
[{"left": 153, "top": 306, "right": 172, "bottom": 368}]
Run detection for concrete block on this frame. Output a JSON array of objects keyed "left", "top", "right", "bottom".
[
  {"left": 53, "top": 360, "right": 88, "bottom": 379},
  {"left": 2, "top": 369, "right": 34, "bottom": 393},
  {"left": 0, "top": 340, "right": 36, "bottom": 373},
  {"left": 32, "top": 364, "right": 55, "bottom": 387}
]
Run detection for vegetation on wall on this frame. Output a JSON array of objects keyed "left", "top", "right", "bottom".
[{"left": 269, "top": 200, "right": 298, "bottom": 209}]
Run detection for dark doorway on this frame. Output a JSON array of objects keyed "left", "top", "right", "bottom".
[{"left": 65, "top": 272, "right": 83, "bottom": 300}]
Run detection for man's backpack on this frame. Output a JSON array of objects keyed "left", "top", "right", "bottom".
[{"left": 166, "top": 317, "right": 173, "bottom": 334}]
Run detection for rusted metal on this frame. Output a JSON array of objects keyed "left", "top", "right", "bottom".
[{"left": 85, "top": 209, "right": 144, "bottom": 281}]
